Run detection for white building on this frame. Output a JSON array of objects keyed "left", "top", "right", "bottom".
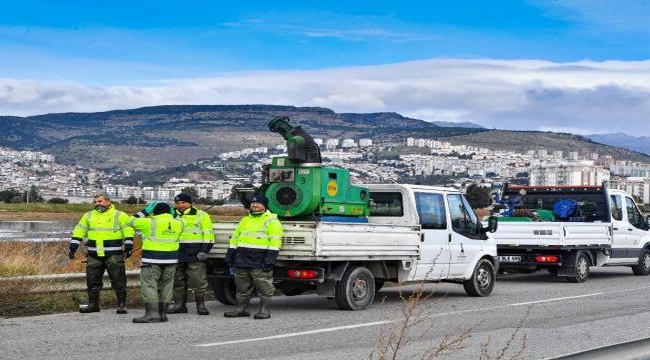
[{"left": 529, "top": 162, "right": 610, "bottom": 186}]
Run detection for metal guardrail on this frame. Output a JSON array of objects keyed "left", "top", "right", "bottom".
[
  {"left": 0, "top": 270, "right": 140, "bottom": 293},
  {"left": 544, "top": 336, "right": 650, "bottom": 359}
]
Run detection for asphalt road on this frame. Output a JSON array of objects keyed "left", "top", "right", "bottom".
[{"left": 3, "top": 267, "right": 650, "bottom": 360}]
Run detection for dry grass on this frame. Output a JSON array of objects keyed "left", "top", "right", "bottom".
[{"left": 0, "top": 239, "right": 146, "bottom": 317}]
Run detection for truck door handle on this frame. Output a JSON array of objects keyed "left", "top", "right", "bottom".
[
  {"left": 628, "top": 228, "right": 634, "bottom": 231},
  {"left": 613, "top": 227, "right": 619, "bottom": 230},
  {"left": 448, "top": 234, "right": 452, "bottom": 243}
]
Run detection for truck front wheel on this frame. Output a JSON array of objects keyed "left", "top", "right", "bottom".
[
  {"left": 463, "top": 258, "right": 495, "bottom": 297},
  {"left": 632, "top": 248, "right": 650, "bottom": 276},
  {"left": 335, "top": 266, "right": 376, "bottom": 310}
]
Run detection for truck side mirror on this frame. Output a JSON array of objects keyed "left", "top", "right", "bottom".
[
  {"left": 487, "top": 215, "right": 499, "bottom": 232},
  {"left": 482, "top": 216, "right": 498, "bottom": 233}
]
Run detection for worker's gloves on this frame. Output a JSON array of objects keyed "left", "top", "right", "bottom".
[
  {"left": 197, "top": 252, "right": 208, "bottom": 262},
  {"left": 68, "top": 250, "right": 76, "bottom": 260},
  {"left": 122, "top": 250, "right": 131, "bottom": 259},
  {"left": 262, "top": 264, "right": 273, "bottom": 272}
]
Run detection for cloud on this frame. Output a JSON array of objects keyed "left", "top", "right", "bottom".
[{"left": 2, "top": 58, "right": 650, "bottom": 137}]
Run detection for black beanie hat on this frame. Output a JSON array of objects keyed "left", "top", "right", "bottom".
[
  {"left": 250, "top": 194, "right": 269, "bottom": 208},
  {"left": 174, "top": 193, "right": 192, "bottom": 203},
  {"left": 153, "top": 202, "right": 172, "bottom": 215}
]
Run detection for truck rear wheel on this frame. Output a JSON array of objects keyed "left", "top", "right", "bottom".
[
  {"left": 632, "top": 248, "right": 650, "bottom": 276},
  {"left": 463, "top": 258, "right": 495, "bottom": 297},
  {"left": 335, "top": 266, "right": 375, "bottom": 310},
  {"left": 212, "top": 278, "right": 237, "bottom": 305},
  {"left": 567, "top": 252, "right": 590, "bottom": 283}
]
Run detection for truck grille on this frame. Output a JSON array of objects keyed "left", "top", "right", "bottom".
[{"left": 282, "top": 236, "right": 306, "bottom": 245}]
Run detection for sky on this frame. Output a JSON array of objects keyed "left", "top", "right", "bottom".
[{"left": 1, "top": 1, "right": 650, "bottom": 137}]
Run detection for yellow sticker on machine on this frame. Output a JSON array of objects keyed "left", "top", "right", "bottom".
[{"left": 326, "top": 180, "right": 338, "bottom": 197}]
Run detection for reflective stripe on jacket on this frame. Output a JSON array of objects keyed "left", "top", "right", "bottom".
[
  {"left": 130, "top": 213, "right": 184, "bottom": 265},
  {"left": 229, "top": 210, "right": 283, "bottom": 268},
  {"left": 70, "top": 205, "right": 135, "bottom": 257},
  {"left": 176, "top": 207, "right": 215, "bottom": 262}
]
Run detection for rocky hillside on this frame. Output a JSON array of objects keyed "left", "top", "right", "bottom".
[{"left": 1, "top": 104, "right": 649, "bottom": 172}]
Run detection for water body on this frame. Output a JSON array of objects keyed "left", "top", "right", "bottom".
[{"left": 0, "top": 220, "right": 77, "bottom": 242}]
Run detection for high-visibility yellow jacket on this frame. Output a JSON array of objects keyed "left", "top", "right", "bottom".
[
  {"left": 129, "top": 213, "right": 184, "bottom": 265},
  {"left": 226, "top": 210, "right": 283, "bottom": 269},
  {"left": 176, "top": 207, "right": 214, "bottom": 262},
  {"left": 70, "top": 205, "right": 135, "bottom": 257}
]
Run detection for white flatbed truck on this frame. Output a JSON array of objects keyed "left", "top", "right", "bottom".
[
  {"left": 492, "top": 184, "right": 650, "bottom": 282},
  {"left": 207, "top": 183, "right": 499, "bottom": 310}
]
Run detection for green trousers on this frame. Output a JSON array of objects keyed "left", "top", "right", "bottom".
[
  {"left": 86, "top": 255, "right": 126, "bottom": 293},
  {"left": 233, "top": 268, "right": 274, "bottom": 301},
  {"left": 173, "top": 261, "right": 208, "bottom": 299},
  {"left": 139, "top": 264, "right": 176, "bottom": 303}
]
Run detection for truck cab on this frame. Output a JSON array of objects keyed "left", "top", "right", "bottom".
[
  {"left": 366, "top": 184, "right": 498, "bottom": 296},
  {"left": 607, "top": 188, "right": 650, "bottom": 264}
]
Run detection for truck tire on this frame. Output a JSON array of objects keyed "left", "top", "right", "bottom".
[
  {"left": 335, "top": 266, "right": 375, "bottom": 310},
  {"left": 567, "top": 252, "right": 590, "bottom": 283},
  {"left": 213, "top": 278, "right": 237, "bottom": 305},
  {"left": 632, "top": 248, "right": 650, "bottom": 276},
  {"left": 463, "top": 258, "right": 495, "bottom": 297}
]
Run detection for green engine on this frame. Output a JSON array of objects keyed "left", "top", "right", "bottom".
[{"left": 262, "top": 116, "right": 370, "bottom": 220}]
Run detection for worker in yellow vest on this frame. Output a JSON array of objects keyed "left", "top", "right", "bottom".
[
  {"left": 166, "top": 193, "right": 215, "bottom": 315},
  {"left": 224, "top": 195, "right": 283, "bottom": 319},
  {"left": 129, "top": 202, "right": 184, "bottom": 323},
  {"left": 69, "top": 194, "right": 134, "bottom": 314}
]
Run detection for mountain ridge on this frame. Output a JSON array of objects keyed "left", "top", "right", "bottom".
[{"left": 1, "top": 104, "right": 649, "bottom": 173}]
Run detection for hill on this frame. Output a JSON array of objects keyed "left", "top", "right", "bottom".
[{"left": 1, "top": 105, "right": 650, "bottom": 172}]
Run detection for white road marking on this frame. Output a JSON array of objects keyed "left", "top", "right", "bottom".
[
  {"left": 509, "top": 292, "right": 604, "bottom": 306},
  {"left": 195, "top": 320, "right": 389, "bottom": 347}
]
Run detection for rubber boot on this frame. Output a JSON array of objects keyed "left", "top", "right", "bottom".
[
  {"left": 80, "top": 291, "right": 100, "bottom": 313},
  {"left": 166, "top": 292, "right": 188, "bottom": 314},
  {"left": 132, "top": 303, "right": 161, "bottom": 323},
  {"left": 116, "top": 291, "right": 127, "bottom": 314},
  {"left": 196, "top": 294, "right": 210, "bottom": 315},
  {"left": 224, "top": 298, "right": 251, "bottom": 317},
  {"left": 254, "top": 297, "right": 271, "bottom": 320},
  {"left": 159, "top": 302, "right": 168, "bottom": 322}
]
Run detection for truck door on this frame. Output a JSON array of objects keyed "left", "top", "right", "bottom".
[
  {"left": 624, "top": 195, "right": 647, "bottom": 257},
  {"left": 414, "top": 192, "right": 450, "bottom": 280},
  {"left": 447, "top": 193, "right": 486, "bottom": 277},
  {"left": 609, "top": 194, "right": 640, "bottom": 261}
]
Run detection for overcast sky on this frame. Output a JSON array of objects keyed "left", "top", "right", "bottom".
[{"left": 1, "top": 1, "right": 649, "bottom": 137}]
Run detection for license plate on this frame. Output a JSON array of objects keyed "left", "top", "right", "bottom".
[{"left": 498, "top": 256, "right": 522, "bottom": 262}]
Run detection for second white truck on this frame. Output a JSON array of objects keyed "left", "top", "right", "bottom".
[{"left": 492, "top": 183, "right": 650, "bottom": 282}]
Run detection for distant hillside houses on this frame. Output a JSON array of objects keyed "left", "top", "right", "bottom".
[
  {"left": 4, "top": 136, "right": 650, "bottom": 206},
  {"left": 406, "top": 137, "right": 650, "bottom": 204}
]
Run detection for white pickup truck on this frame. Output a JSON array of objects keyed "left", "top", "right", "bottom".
[
  {"left": 493, "top": 183, "right": 650, "bottom": 282},
  {"left": 207, "top": 183, "right": 499, "bottom": 310}
]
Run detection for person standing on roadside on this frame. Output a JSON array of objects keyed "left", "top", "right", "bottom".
[
  {"left": 129, "top": 202, "right": 184, "bottom": 323},
  {"left": 68, "top": 194, "right": 134, "bottom": 314},
  {"left": 224, "top": 194, "right": 283, "bottom": 320},
  {"left": 166, "top": 193, "right": 215, "bottom": 315}
]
